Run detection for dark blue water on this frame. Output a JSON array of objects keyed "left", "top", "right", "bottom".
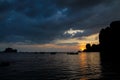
[{"left": 0, "top": 52, "right": 105, "bottom": 80}]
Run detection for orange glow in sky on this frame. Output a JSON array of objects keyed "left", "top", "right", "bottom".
[{"left": 79, "top": 44, "right": 86, "bottom": 51}]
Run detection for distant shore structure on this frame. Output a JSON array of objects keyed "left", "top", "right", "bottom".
[{"left": 3, "top": 47, "right": 17, "bottom": 53}]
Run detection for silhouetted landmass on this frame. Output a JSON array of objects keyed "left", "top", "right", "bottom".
[
  {"left": 99, "top": 21, "right": 120, "bottom": 64},
  {"left": 99, "top": 21, "right": 120, "bottom": 52},
  {"left": 3, "top": 47, "right": 17, "bottom": 53},
  {"left": 83, "top": 20, "right": 120, "bottom": 53}
]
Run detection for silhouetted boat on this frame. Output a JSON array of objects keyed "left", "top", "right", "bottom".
[
  {"left": 50, "top": 52, "right": 56, "bottom": 55},
  {"left": 40, "top": 52, "right": 45, "bottom": 54},
  {"left": 0, "top": 61, "right": 10, "bottom": 67},
  {"left": 67, "top": 52, "right": 78, "bottom": 55}
]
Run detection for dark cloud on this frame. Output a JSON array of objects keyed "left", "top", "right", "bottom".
[
  {"left": 0, "top": 0, "right": 120, "bottom": 45},
  {"left": 56, "top": 0, "right": 105, "bottom": 10}
]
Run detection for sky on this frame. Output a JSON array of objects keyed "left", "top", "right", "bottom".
[{"left": 0, "top": 0, "right": 120, "bottom": 52}]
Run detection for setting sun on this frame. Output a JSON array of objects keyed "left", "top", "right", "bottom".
[
  {"left": 81, "top": 48, "right": 85, "bottom": 51},
  {"left": 79, "top": 44, "right": 86, "bottom": 51}
]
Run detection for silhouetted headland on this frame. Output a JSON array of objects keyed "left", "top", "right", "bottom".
[
  {"left": 83, "top": 20, "right": 120, "bottom": 53},
  {"left": 99, "top": 21, "right": 120, "bottom": 53}
]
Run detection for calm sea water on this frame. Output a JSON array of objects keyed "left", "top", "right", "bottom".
[{"left": 0, "top": 52, "right": 119, "bottom": 80}]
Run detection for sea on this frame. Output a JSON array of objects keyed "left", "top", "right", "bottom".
[{"left": 0, "top": 52, "right": 120, "bottom": 80}]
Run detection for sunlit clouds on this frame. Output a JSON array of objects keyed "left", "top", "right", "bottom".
[
  {"left": 54, "top": 33, "right": 99, "bottom": 51},
  {"left": 55, "top": 33, "right": 99, "bottom": 44},
  {"left": 64, "top": 28, "right": 84, "bottom": 37}
]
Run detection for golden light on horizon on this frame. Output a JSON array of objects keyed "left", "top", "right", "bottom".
[
  {"left": 79, "top": 44, "right": 86, "bottom": 51},
  {"left": 80, "top": 46, "right": 86, "bottom": 51},
  {"left": 80, "top": 78, "right": 88, "bottom": 80}
]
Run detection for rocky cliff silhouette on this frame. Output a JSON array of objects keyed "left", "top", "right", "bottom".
[
  {"left": 99, "top": 21, "right": 120, "bottom": 52},
  {"left": 99, "top": 21, "right": 120, "bottom": 64},
  {"left": 84, "top": 20, "right": 120, "bottom": 53}
]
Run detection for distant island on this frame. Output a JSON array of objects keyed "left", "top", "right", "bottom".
[
  {"left": 2, "top": 47, "right": 18, "bottom": 53},
  {"left": 83, "top": 20, "right": 120, "bottom": 52}
]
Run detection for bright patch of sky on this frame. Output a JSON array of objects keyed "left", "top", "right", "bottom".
[
  {"left": 64, "top": 28, "right": 84, "bottom": 37},
  {"left": 55, "top": 33, "right": 99, "bottom": 44}
]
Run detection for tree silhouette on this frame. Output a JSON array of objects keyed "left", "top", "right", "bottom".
[
  {"left": 86, "top": 43, "right": 91, "bottom": 49},
  {"left": 83, "top": 43, "right": 100, "bottom": 52}
]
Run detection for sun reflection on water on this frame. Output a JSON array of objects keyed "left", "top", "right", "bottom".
[
  {"left": 79, "top": 52, "right": 102, "bottom": 80},
  {"left": 80, "top": 77, "right": 88, "bottom": 80}
]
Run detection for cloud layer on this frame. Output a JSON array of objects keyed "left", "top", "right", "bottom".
[{"left": 0, "top": 0, "right": 120, "bottom": 49}]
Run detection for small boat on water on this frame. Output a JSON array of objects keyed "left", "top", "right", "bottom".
[
  {"left": 50, "top": 52, "right": 56, "bottom": 55},
  {"left": 67, "top": 52, "right": 78, "bottom": 55},
  {"left": 0, "top": 61, "right": 10, "bottom": 67}
]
